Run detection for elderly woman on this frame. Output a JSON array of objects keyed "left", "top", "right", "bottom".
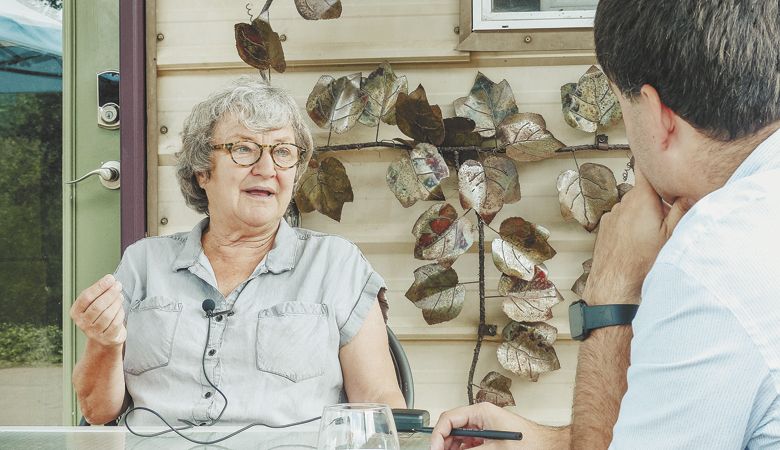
[{"left": 70, "top": 77, "right": 405, "bottom": 426}]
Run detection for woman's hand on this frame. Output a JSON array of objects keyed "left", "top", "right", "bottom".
[
  {"left": 431, "top": 402, "right": 569, "bottom": 450},
  {"left": 70, "top": 274, "right": 126, "bottom": 347}
]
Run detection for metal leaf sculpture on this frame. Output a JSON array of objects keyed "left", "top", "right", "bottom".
[
  {"left": 234, "top": 18, "right": 286, "bottom": 72},
  {"left": 306, "top": 73, "right": 367, "bottom": 134},
  {"left": 571, "top": 258, "right": 592, "bottom": 297},
  {"left": 359, "top": 61, "right": 408, "bottom": 127},
  {"left": 475, "top": 371, "right": 516, "bottom": 407},
  {"left": 412, "top": 203, "right": 476, "bottom": 267},
  {"left": 453, "top": 72, "right": 519, "bottom": 138},
  {"left": 294, "top": 157, "right": 354, "bottom": 222},
  {"left": 386, "top": 143, "right": 449, "bottom": 207},
  {"left": 557, "top": 162, "right": 619, "bottom": 232},
  {"left": 491, "top": 238, "right": 537, "bottom": 281},
  {"left": 458, "top": 156, "right": 521, "bottom": 224},
  {"left": 443, "top": 117, "right": 483, "bottom": 147},
  {"left": 498, "top": 270, "right": 563, "bottom": 322},
  {"left": 498, "top": 217, "right": 556, "bottom": 264},
  {"left": 395, "top": 84, "right": 445, "bottom": 145},
  {"left": 497, "top": 321, "right": 560, "bottom": 382},
  {"left": 561, "top": 65, "right": 623, "bottom": 133},
  {"left": 499, "top": 113, "right": 565, "bottom": 162},
  {"left": 405, "top": 263, "right": 465, "bottom": 325},
  {"left": 294, "top": 0, "right": 342, "bottom": 20}
]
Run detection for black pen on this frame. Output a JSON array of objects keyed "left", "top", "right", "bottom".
[{"left": 414, "top": 426, "right": 523, "bottom": 441}]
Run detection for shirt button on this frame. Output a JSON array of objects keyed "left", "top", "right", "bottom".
[
  {"left": 215, "top": 315, "right": 223, "bottom": 322},
  {"left": 208, "top": 349, "right": 216, "bottom": 356},
  {"left": 205, "top": 392, "right": 212, "bottom": 399}
]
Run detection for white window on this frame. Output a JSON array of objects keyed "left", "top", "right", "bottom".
[{"left": 473, "top": 0, "right": 599, "bottom": 30}]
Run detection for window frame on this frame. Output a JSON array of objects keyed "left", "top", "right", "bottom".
[
  {"left": 473, "top": 0, "right": 597, "bottom": 31},
  {"left": 456, "top": 0, "right": 596, "bottom": 62}
]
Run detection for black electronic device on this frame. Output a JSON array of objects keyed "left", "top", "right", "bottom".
[{"left": 392, "top": 408, "right": 430, "bottom": 432}]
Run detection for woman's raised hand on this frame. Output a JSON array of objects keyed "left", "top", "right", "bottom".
[{"left": 69, "top": 274, "right": 127, "bottom": 347}]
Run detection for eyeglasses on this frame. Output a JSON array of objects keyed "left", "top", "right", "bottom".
[{"left": 211, "top": 141, "right": 306, "bottom": 169}]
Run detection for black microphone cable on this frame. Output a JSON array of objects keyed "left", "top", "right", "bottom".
[{"left": 123, "top": 299, "right": 321, "bottom": 445}]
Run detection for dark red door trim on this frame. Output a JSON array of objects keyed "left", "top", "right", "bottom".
[{"left": 119, "top": 0, "right": 146, "bottom": 251}]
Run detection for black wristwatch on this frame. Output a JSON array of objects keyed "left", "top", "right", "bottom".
[{"left": 568, "top": 300, "right": 639, "bottom": 341}]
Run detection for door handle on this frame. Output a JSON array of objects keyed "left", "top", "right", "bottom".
[{"left": 65, "top": 160, "right": 121, "bottom": 190}]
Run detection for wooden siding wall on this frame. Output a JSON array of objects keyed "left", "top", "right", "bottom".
[{"left": 153, "top": 0, "right": 630, "bottom": 425}]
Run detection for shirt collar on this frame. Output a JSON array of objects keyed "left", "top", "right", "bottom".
[
  {"left": 171, "top": 217, "right": 298, "bottom": 274},
  {"left": 726, "top": 127, "right": 780, "bottom": 185}
]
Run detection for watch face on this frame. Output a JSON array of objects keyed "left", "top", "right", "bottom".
[{"left": 568, "top": 300, "right": 586, "bottom": 340}]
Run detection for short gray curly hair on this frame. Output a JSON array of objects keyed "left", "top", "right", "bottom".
[{"left": 176, "top": 76, "right": 314, "bottom": 215}]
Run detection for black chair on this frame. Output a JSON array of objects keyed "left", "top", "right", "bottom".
[
  {"left": 80, "top": 327, "right": 414, "bottom": 425},
  {"left": 387, "top": 326, "right": 414, "bottom": 408}
]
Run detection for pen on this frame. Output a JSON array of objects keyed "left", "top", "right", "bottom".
[{"left": 415, "top": 427, "right": 523, "bottom": 441}]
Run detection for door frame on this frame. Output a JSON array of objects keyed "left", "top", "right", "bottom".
[{"left": 62, "top": 0, "right": 148, "bottom": 425}]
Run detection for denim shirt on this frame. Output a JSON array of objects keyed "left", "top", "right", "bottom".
[{"left": 115, "top": 218, "right": 385, "bottom": 426}]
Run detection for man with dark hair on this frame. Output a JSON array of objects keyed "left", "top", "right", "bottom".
[{"left": 431, "top": 1, "right": 780, "bottom": 448}]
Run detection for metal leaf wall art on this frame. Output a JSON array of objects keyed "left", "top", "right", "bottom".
[
  {"left": 497, "top": 321, "right": 560, "bottom": 382},
  {"left": 475, "top": 371, "right": 516, "bottom": 407},
  {"left": 499, "top": 113, "right": 565, "bottom": 162},
  {"left": 561, "top": 65, "right": 623, "bottom": 133},
  {"left": 386, "top": 143, "right": 449, "bottom": 207},
  {"left": 411, "top": 203, "right": 475, "bottom": 267},
  {"left": 498, "top": 270, "right": 563, "bottom": 322},
  {"left": 454, "top": 72, "right": 519, "bottom": 138},
  {"left": 359, "top": 61, "right": 408, "bottom": 128},
  {"left": 457, "top": 156, "right": 521, "bottom": 225},
  {"left": 395, "top": 85, "right": 446, "bottom": 145},
  {"left": 571, "top": 258, "right": 592, "bottom": 297},
  {"left": 294, "top": 157, "right": 354, "bottom": 222},
  {"left": 306, "top": 73, "right": 367, "bottom": 134},
  {"left": 557, "top": 162, "right": 619, "bottom": 231},
  {"left": 294, "top": 0, "right": 342, "bottom": 20},
  {"left": 404, "top": 263, "right": 466, "bottom": 325},
  {"left": 234, "top": 18, "right": 286, "bottom": 72}
]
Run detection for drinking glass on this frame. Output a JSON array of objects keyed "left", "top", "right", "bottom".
[{"left": 317, "top": 403, "right": 400, "bottom": 450}]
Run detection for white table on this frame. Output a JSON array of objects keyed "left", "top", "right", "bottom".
[{"left": 0, "top": 426, "right": 431, "bottom": 449}]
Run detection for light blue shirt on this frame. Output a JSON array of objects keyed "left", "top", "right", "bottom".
[
  {"left": 115, "top": 218, "right": 385, "bottom": 426},
  {"left": 611, "top": 129, "right": 780, "bottom": 449}
]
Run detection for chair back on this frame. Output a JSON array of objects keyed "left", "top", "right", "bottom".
[{"left": 387, "top": 326, "right": 414, "bottom": 408}]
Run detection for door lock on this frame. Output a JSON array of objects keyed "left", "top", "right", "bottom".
[{"left": 97, "top": 70, "right": 120, "bottom": 129}]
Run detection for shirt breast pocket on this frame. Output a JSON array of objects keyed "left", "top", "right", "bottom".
[
  {"left": 256, "top": 301, "right": 330, "bottom": 382},
  {"left": 124, "top": 296, "right": 183, "bottom": 376}
]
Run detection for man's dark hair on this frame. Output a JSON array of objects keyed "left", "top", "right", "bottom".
[{"left": 594, "top": 0, "right": 780, "bottom": 141}]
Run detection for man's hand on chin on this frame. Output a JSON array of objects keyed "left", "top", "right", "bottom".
[{"left": 583, "top": 168, "right": 694, "bottom": 306}]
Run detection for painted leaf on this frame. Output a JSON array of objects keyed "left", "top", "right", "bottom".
[
  {"left": 499, "top": 270, "right": 563, "bottom": 322},
  {"left": 395, "top": 85, "right": 445, "bottom": 145},
  {"left": 497, "top": 321, "right": 560, "bottom": 382},
  {"left": 386, "top": 143, "right": 449, "bottom": 207},
  {"left": 294, "top": 0, "right": 342, "bottom": 20},
  {"left": 491, "top": 238, "right": 536, "bottom": 281},
  {"left": 453, "top": 72, "right": 519, "bottom": 138},
  {"left": 294, "top": 157, "right": 353, "bottom": 221},
  {"left": 405, "top": 263, "right": 465, "bottom": 325},
  {"left": 306, "top": 73, "right": 367, "bottom": 134},
  {"left": 458, "top": 156, "right": 521, "bottom": 224},
  {"left": 475, "top": 371, "right": 516, "bottom": 407},
  {"left": 499, "top": 113, "right": 565, "bottom": 162},
  {"left": 412, "top": 203, "right": 476, "bottom": 266},
  {"left": 556, "top": 163, "right": 619, "bottom": 232},
  {"left": 359, "top": 61, "right": 408, "bottom": 127},
  {"left": 571, "top": 258, "right": 592, "bottom": 297},
  {"left": 442, "top": 117, "right": 483, "bottom": 147},
  {"left": 561, "top": 65, "right": 623, "bottom": 133},
  {"left": 234, "top": 18, "right": 286, "bottom": 72},
  {"left": 498, "top": 217, "right": 556, "bottom": 264}
]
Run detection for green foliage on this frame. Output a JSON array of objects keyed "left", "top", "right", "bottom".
[
  {"left": 0, "top": 93, "right": 63, "bottom": 326},
  {"left": 0, "top": 323, "right": 62, "bottom": 367}
]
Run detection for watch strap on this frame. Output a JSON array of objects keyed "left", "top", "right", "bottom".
[{"left": 584, "top": 304, "right": 639, "bottom": 331}]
